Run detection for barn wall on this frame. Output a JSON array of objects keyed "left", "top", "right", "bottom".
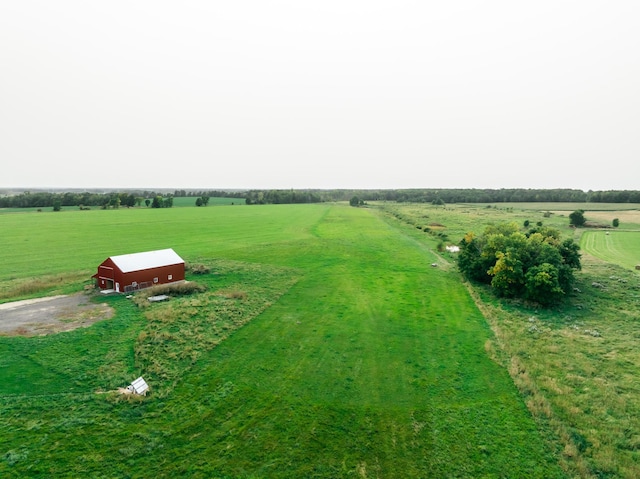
[
  {"left": 95, "top": 259, "right": 117, "bottom": 289},
  {"left": 119, "top": 264, "right": 185, "bottom": 291}
]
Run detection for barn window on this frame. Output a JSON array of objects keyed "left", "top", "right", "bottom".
[
  {"left": 154, "top": 277, "right": 158, "bottom": 283},
  {"left": 168, "top": 274, "right": 173, "bottom": 280}
]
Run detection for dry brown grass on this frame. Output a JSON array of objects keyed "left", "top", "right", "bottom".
[
  {"left": 220, "top": 290, "right": 248, "bottom": 300},
  {"left": 0, "top": 272, "right": 88, "bottom": 300}
]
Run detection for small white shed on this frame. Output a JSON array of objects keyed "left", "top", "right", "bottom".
[{"left": 127, "top": 377, "right": 149, "bottom": 396}]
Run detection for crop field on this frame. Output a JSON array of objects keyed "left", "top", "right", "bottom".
[
  {"left": 581, "top": 231, "right": 640, "bottom": 271},
  {"left": 1, "top": 202, "right": 640, "bottom": 477}
]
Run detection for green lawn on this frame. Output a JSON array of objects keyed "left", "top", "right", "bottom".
[
  {"left": 581, "top": 230, "right": 640, "bottom": 271},
  {"left": 0, "top": 204, "right": 563, "bottom": 477}
]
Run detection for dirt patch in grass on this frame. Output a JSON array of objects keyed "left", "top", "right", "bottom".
[{"left": 0, "top": 293, "right": 113, "bottom": 336}]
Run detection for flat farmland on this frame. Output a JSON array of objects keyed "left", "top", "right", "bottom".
[
  {"left": 0, "top": 205, "right": 321, "bottom": 287},
  {"left": 0, "top": 204, "right": 563, "bottom": 477}
]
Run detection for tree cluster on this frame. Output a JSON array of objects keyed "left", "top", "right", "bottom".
[
  {"left": 245, "top": 189, "right": 324, "bottom": 205},
  {"left": 458, "top": 223, "right": 581, "bottom": 306},
  {"left": 151, "top": 196, "right": 173, "bottom": 208},
  {"left": 173, "top": 189, "right": 246, "bottom": 200},
  {"left": 349, "top": 196, "right": 364, "bottom": 207},
  {"left": 0, "top": 191, "right": 160, "bottom": 209},
  {"left": 242, "top": 188, "right": 640, "bottom": 205},
  {"left": 195, "top": 196, "right": 210, "bottom": 207}
]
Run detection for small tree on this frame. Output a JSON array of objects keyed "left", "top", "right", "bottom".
[
  {"left": 569, "top": 210, "right": 586, "bottom": 227},
  {"left": 612, "top": 218, "right": 619, "bottom": 228},
  {"left": 349, "top": 196, "right": 362, "bottom": 207}
]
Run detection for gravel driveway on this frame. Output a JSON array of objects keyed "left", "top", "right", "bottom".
[{"left": 0, "top": 294, "right": 114, "bottom": 336}]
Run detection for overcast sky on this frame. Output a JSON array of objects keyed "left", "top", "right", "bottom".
[{"left": 1, "top": 1, "right": 638, "bottom": 191}]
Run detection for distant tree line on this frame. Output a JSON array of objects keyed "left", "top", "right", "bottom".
[
  {"left": 349, "top": 188, "right": 640, "bottom": 204},
  {"left": 3, "top": 188, "right": 640, "bottom": 208},
  {"left": 243, "top": 188, "right": 640, "bottom": 205},
  {"left": 244, "top": 190, "right": 324, "bottom": 205},
  {"left": 0, "top": 191, "right": 173, "bottom": 209},
  {"left": 172, "top": 190, "right": 246, "bottom": 199}
]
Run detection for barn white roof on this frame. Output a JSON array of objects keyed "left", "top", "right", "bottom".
[{"left": 109, "top": 248, "right": 184, "bottom": 273}]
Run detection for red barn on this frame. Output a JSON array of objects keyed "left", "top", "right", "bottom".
[{"left": 93, "top": 248, "right": 185, "bottom": 293}]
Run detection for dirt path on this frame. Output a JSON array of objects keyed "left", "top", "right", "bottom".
[{"left": 0, "top": 294, "right": 114, "bottom": 336}]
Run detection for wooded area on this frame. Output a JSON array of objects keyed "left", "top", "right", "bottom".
[{"left": 2, "top": 188, "right": 640, "bottom": 208}]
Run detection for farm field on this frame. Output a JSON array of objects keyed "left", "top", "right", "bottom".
[
  {"left": 1, "top": 202, "right": 640, "bottom": 477},
  {"left": 0, "top": 203, "right": 564, "bottom": 478}
]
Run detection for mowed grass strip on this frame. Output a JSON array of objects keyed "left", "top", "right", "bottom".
[{"left": 581, "top": 230, "right": 640, "bottom": 271}]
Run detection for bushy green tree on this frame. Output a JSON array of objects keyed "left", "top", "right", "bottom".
[
  {"left": 458, "top": 223, "right": 581, "bottom": 306},
  {"left": 569, "top": 210, "right": 586, "bottom": 227}
]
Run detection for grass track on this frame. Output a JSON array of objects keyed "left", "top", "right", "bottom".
[{"left": 0, "top": 204, "right": 563, "bottom": 477}]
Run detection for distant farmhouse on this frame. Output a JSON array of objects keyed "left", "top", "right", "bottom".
[{"left": 93, "top": 248, "right": 185, "bottom": 293}]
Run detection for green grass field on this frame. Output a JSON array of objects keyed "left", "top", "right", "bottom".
[
  {"left": 0, "top": 204, "right": 565, "bottom": 478},
  {"left": 581, "top": 231, "right": 640, "bottom": 271}
]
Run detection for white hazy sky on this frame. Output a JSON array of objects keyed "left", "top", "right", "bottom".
[{"left": 1, "top": 1, "right": 639, "bottom": 191}]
